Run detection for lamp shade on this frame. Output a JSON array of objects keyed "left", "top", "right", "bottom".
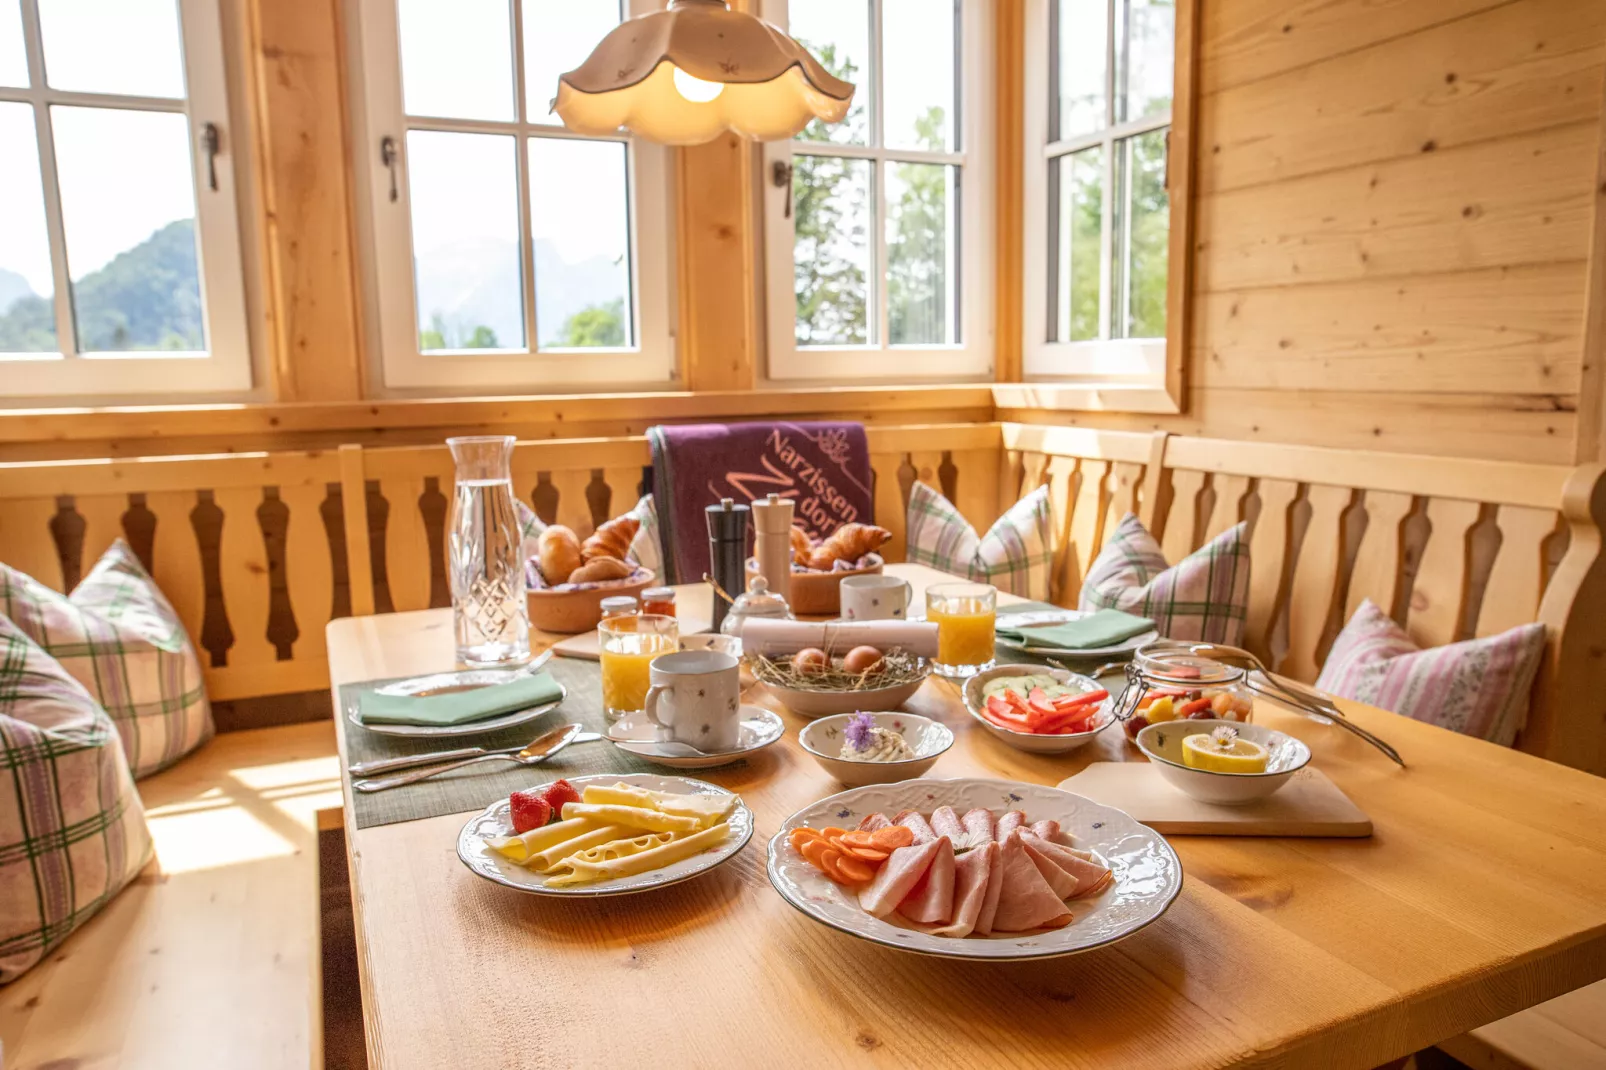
[{"left": 553, "top": 0, "right": 855, "bottom": 146}]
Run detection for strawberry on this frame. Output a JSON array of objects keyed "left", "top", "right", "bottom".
[
  {"left": 539, "top": 778, "right": 582, "bottom": 816},
  {"left": 509, "top": 790, "right": 553, "bottom": 834}
]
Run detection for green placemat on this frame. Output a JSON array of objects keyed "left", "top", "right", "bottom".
[{"left": 341, "top": 657, "right": 701, "bottom": 830}]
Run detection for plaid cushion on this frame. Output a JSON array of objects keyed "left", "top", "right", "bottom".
[
  {"left": 1315, "top": 599, "right": 1545, "bottom": 745},
  {"left": 1, "top": 540, "right": 211, "bottom": 779},
  {"left": 905, "top": 482, "right": 1054, "bottom": 600},
  {"left": 1079, "top": 514, "right": 1250, "bottom": 645},
  {"left": 0, "top": 616, "right": 153, "bottom": 983}
]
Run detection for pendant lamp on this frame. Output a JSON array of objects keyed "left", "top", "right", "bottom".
[{"left": 553, "top": 0, "right": 855, "bottom": 146}]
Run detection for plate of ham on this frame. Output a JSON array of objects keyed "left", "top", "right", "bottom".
[{"left": 766, "top": 778, "right": 1181, "bottom": 959}]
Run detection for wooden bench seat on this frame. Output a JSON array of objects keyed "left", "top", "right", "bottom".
[
  {"left": 0, "top": 722, "right": 342, "bottom": 1070},
  {"left": 1440, "top": 981, "right": 1606, "bottom": 1070}
]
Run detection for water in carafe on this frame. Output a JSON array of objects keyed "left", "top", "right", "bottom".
[{"left": 447, "top": 436, "right": 530, "bottom": 666}]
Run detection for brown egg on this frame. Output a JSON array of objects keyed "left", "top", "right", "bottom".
[
  {"left": 842, "top": 645, "right": 885, "bottom": 675},
  {"left": 792, "top": 648, "right": 830, "bottom": 675}
]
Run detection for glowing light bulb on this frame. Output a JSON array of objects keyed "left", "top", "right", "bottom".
[{"left": 672, "top": 66, "right": 725, "bottom": 104}]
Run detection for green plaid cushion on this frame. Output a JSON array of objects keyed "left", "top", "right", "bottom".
[
  {"left": 0, "top": 615, "right": 153, "bottom": 983},
  {"left": 0, "top": 540, "right": 212, "bottom": 779},
  {"left": 905, "top": 482, "right": 1054, "bottom": 599},
  {"left": 1078, "top": 514, "right": 1250, "bottom": 645}
]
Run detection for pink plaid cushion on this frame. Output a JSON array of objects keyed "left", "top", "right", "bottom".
[
  {"left": 1315, "top": 599, "right": 1545, "bottom": 745},
  {"left": 1078, "top": 514, "right": 1250, "bottom": 645}
]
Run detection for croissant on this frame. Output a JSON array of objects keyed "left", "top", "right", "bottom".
[
  {"left": 790, "top": 524, "right": 813, "bottom": 565},
  {"left": 537, "top": 525, "right": 583, "bottom": 585},
  {"left": 803, "top": 523, "right": 892, "bottom": 571},
  {"left": 568, "top": 555, "right": 632, "bottom": 584},
  {"left": 582, "top": 515, "right": 640, "bottom": 562}
]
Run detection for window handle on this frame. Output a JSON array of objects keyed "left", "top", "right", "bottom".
[
  {"left": 381, "top": 136, "right": 399, "bottom": 202},
  {"left": 201, "top": 122, "right": 221, "bottom": 192},
  {"left": 771, "top": 159, "right": 792, "bottom": 218}
]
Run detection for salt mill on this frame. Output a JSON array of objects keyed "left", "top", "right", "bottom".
[
  {"left": 750, "top": 492, "right": 795, "bottom": 608},
  {"left": 706, "top": 497, "right": 750, "bottom": 633}
]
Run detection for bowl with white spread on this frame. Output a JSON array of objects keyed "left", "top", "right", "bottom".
[{"left": 798, "top": 712, "right": 953, "bottom": 787}]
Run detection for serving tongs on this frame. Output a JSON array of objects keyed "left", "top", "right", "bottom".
[{"left": 1121, "top": 640, "right": 1406, "bottom": 768}]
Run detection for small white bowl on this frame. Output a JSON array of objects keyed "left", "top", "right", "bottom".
[
  {"left": 1136, "top": 718, "right": 1312, "bottom": 805},
  {"left": 960, "top": 664, "right": 1115, "bottom": 754},
  {"left": 798, "top": 713, "right": 954, "bottom": 786}
]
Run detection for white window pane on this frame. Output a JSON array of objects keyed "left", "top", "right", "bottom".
[
  {"left": 1056, "top": 0, "right": 1107, "bottom": 141},
  {"left": 38, "top": 0, "right": 185, "bottom": 98},
  {"left": 0, "top": 0, "right": 26, "bottom": 88},
  {"left": 407, "top": 130, "right": 524, "bottom": 351},
  {"left": 523, "top": 0, "right": 620, "bottom": 123},
  {"left": 397, "top": 0, "right": 514, "bottom": 120},
  {"left": 529, "top": 136, "right": 632, "bottom": 348},
  {"left": 1121, "top": 129, "right": 1166, "bottom": 338},
  {"left": 793, "top": 153, "right": 870, "bottom": 345},
  {"left": 789, "top": 0, "right": 869, "bottom": 146},
  {"left": 1053, "top": 146, "right": 1101, "bottom": 342},
  {"left": 882, "top": 0, "right": 955, "bottom": 152},
  {"left": 0, "top": 103, "right": 56, "bottom": 353},
  {"left": 52, "top": 106, "right": 203, "bottom": 353},
  {"left": 1119, "top": 0, "right": 1173, "bottom": 123},
  {"left": 886, "top": 160, "right": 954, "bottom": 345}
]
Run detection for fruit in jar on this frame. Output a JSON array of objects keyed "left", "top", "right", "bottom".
[
  {"left": 1146, "top": 696, "right": 1178, "bottom": 723},
  {"left": 792, "top": 648, "right": 830, "bottom": 674},
  {"left": 841, "top": 645, "right": 886, "bottom": 675}
]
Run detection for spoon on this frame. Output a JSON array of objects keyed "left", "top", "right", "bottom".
[
  {"left": 349, "top": 721, "right": 589, "bottom": 777},
  {"left": 354, "top": 722, "right": 591, "bottom": 792}
]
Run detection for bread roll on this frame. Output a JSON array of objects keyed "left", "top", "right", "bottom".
[
  {"left": 537, "top": 525, "right": 583, "bottom": 585},
  {"left": 568, "top": 555, "right": 631, "bottom": 584}
]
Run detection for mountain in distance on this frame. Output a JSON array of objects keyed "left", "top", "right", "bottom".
[
  {"left": 0, "top": 268, "right": 35, "bottom": 316},
  {"left": 412, "top": 237, "right": 628, "bottom": 348}
]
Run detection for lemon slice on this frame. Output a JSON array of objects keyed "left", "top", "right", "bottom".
[{"left": 1181, "top": 729, "right": 1269, "bottom": 774}]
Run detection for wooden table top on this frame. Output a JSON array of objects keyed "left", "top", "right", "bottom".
[{"left": 327, "top": 564, "right": 1606, "bottom": 1070}]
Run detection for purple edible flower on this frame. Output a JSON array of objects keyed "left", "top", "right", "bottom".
[{"left": 844, "top": 712, "right": 874, "bottom": 750}]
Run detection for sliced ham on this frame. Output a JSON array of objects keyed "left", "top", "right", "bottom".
[
  {"left": 1020, "top": 831, "right": 1111, "bottom": 897},
  {"left": 963, "top": 810, "right": 1005, "bottom": 934},
  {"left": 857, "top": 812, "right": 892, "bottom": 832},
  {"left": 895, "top": 810, "right": 937, "bottom": 844},
  {"left": 962, "top": 808, "right": 996, "bottom": 841},
  {"left": 929, "top": 806, "right": 964, "bottom": 840},
  {"left": 1031, "top": 819, "right": 1060, "bottom": 841},
  {"left": 926, "top": 841, "right": 996, "bottom": 938},
  {"left": 996, "top": 810, "right": 1026, "bottom": 842},
  {"left": 859, "top": 838, "right": 943, "bottom": 917},
  {"left": 974, "top": 841, "right": 1007, "bottom": 936},
  {"left": 897, "top": 836, "right": 955, "bottom": 924},
  {"left": 991, "top": 830, "right": 1074, "bottom": 933}
]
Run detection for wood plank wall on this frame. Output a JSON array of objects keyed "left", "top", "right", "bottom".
[{"left": 1002, "top": 0, "right": 1606, "bottom": 466}]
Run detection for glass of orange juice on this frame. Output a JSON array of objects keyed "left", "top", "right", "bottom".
[
  {"left": 598, "top": 614, "right": 679, "bottom": 723},
  {"left": 926, "top": 582, "right": 996, "bottom": 677}
]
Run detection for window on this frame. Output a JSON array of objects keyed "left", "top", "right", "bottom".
[
  {"left": 0, "top": 0, "right": 250, "bottom": 398},
  {"left": 1022, "top": 0, "right": 1185, "bottom": 407},
  {"left": 761, "top": 0, "right": 993, "bottom": 382},
  {"left": 351, "top": 0, "right": 675, "bottom": 392}
]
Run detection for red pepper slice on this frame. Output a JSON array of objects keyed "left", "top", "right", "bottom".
[{"left": 1177, "top": 696, "right": 1214, "bottom": 717}]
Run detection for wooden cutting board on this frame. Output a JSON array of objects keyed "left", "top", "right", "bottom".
[{"left": 1059, "top": 762, "right": 1373, "bottom": 837}]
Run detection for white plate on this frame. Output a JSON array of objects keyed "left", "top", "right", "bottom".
[
  {"left": 457, "top": 772, "right": 754, "bottom": 897},
  {"left": 347, "top": 667, "right": 568, "bottom": 739},
  {"left": 605, "top": 706, "right": 785, "bottom": 769},
  {"left": 766, "top": 777, "right": 1182, "bottom": 960},
  {"left": 960, "top": 664, "right": 1116, "bottom": 754},
  {"left": 995, "top": 610, "right": 1159, "bottom": 659}
]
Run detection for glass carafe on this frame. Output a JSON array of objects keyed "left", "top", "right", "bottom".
[{"left": 447, "top": 435, "right": 531, "bottom": 666}]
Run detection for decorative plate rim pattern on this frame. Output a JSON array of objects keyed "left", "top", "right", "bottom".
[
  {"left": 766, "top": 777, "right": 1183, "bottom": 960},
  {"left": 457, "top": 772, "right": 753, "bottom": 897}
]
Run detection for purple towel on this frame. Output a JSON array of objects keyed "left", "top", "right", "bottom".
[{"left": 647, "top": 421, "right": 875, "bottom": 585}]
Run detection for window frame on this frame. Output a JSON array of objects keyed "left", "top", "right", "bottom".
[
  {"left": 1019, "top": 0, "right": 1195, "bottom": 413},
  {"left": 350, "top": 0, "right": 677, "bottom": 394},
  {"left": 759, "top": 0, "right": 994, "bottom": 384},
  {"left": 0, "top": 0, "right": 252, "bottom": 398}
]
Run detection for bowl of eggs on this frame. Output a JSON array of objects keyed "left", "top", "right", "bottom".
[{"left": 744, "top": 645, "right": 931, "bottom": 718}]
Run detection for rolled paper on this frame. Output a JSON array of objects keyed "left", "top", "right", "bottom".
[{"left": 736, "top": 617, "right": 941, "bottom": 658}]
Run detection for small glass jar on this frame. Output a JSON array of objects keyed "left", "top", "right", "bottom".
[
  {"left": 599, "top": 595, "right": 639, "bottom": 620},
  {"left": 640, "top": 586, "right": 676, "bottom": 617},
  {"left": 1115, "top": 644, "right": 1255, "bottom": 741}
]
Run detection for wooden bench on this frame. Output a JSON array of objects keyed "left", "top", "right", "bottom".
[{"left": 0, "top": 722, "right": 342, "bottom": 1070}]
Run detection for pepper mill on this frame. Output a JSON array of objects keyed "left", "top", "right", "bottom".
[
  {"left": 749, "top": 492, "right": 795, "bottom": 608},
  {"left": 706, "top": 497, "right": 750, "bottom": 633}
]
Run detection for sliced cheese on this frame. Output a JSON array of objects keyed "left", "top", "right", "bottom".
[
  {"left": 485, "top": 816, "right": 601, "bottom": 864},
  {"left": 544, "top": 823, "right": 732, "bottom": 887},
  {"left": 527, "top": 824, "right": 630, "bottom": 873},
  {"left": 583, "top": 783, "right": 737, "bottom": 824},
  {"left": 559, "top": 802, "right": 700, "bottom": 834}
]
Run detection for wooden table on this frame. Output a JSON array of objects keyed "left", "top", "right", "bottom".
[{"left": 328, "top": 564, "right": 1606, "bottom": 1070}]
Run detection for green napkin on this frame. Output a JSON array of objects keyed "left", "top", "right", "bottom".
[
  {"left": 357, "top": 670, "right": 564, "bottom": 727},
  {"left": 998, "top": 608, "right": 1155, "bottom": 651}
]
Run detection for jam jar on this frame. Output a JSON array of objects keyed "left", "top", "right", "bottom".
[{"left": 1115, "top": 643, "right": 1255, "bottom": 741}]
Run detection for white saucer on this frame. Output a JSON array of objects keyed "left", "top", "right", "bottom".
[{"left": 607, "top": 706, "right": 784, "bottom": 769}]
